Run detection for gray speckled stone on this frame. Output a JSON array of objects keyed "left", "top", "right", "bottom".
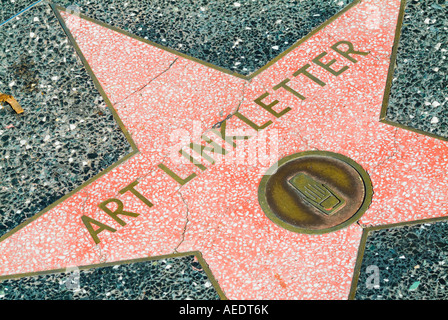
[
  {"left": 52, "top": 0, "right": 355, "bottom": 76},
  {"left": 0, "top": 2, "right": 132, "bottom": 238},
  {"left": 0, "top": 0, "right": 42, "bottom": 25},
  {"left": 0, "top": 255, "right": 221, "bottom": 300},
  {"left": 354, "top": 221, "right": 448, "bottom": 300},
  {"left": 385, "top": 0, "right": 448, "bottom": 139}
]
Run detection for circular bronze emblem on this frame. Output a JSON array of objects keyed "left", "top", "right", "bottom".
[{"left": 258, "top": 151, "right": 373, "bottom": 234}]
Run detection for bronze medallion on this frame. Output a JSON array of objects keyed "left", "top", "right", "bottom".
[{"left": 258, "top": 151, "right": 373, "bottom": 234}]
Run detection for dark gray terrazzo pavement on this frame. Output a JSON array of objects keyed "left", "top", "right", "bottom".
[
  {"left": 355, "top": 221, "right": 448, "bottom": 300},
  {"left": 0, "top": 255, "right": 221, "bottom": 300},
  {"left": 52, "top": 0, "right": 355, "bottom": 76},
  {"left": 0, "top": 2, "right": 133, "bottom": 239},
  {"left": 0, "top": 0, "right": 42, "bottom": 26},
  {"left": 385, "top": 0, "right": 448, "bottom": 139}
]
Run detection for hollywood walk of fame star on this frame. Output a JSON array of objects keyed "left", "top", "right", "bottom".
[{"left": 0, "top": 0, "right": 446, "bottom": 300}]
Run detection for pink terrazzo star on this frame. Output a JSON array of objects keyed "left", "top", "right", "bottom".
[{"left": 0, "top": 0, "right": 447, "bottom": 300}]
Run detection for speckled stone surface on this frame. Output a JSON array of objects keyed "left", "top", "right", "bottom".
[
  {"left": 0, "top": 255, "right": 220, "bottom": 300},
  {"left": 0, "top": 3, "right": 132, "bottom": 238},
  {"left": 0, "top": 0, "right": 41, "bottom": 25},
  {"left": 354, "top": 221, "right": 448, "bottom": 300},
  {"left": 52, "top": 0, "right": 355, "bottom": 76},
  {"left": 385, "top": 0, "right": 448, "bottom": 139},
  {"left": 1, "top": 0, "right": 447, "bottom": 300}
]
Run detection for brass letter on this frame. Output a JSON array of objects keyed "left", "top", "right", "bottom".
[
  {"left": 331, "top": 40, "right": 369, "bottom": 63},
  {"left": 273, "top": 78, "right": 306, "bottom": 100},
  {"left": 254, "top": 92, "right": 291, "bottom": 118},
  {"left": 234, "top": 111, "right": 273, "bottom": 130},
  {"left": 211, "top": 120, "right": 251, "bottom": 148},
  {"left": 292, "top": 64, "right": 326, "bottom": 86},
  {"left": 119, "top": 180, "right": 154, "bottom": 208},
  {"left": 312, "top": 52, "right": 349, "bottom": 76},
  {"left": 81, "top": 215, "right": 117, "bottom": 245},
  {"left": 98, "top": 198, "right": 140, "bottom": 226},
  {"left": 158, "top": 163, "right": 197, "bottom": 186}
]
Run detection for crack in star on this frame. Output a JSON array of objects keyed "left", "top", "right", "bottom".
[
  {"left": 79, "top": 192, "right": 90, "bottom": 216},
  {"left": 356, "top": 221, "right": 368, "bottom": 229},
  {"left": 212, "top": 81, "right": 249, "bottom": 129},
  {"left": 128, "top": 81, "right": 250, "bottom": 191},
  {"left": 112, "top": 57, "right": 179, "bottom": 107},
  {"left": 173, "top": 189, "right": 190, "bottom": 254},
  {"left": 94, "top": 243, "right": 108, "bottom": 263}
]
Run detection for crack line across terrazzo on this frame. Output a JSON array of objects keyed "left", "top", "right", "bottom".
[
  {"left": 123, "top": 80, "right": 250, "bottom": 185},
  {"left": 212, "top": 81, "right": 249, "bottom": 129},
  {"left": 112, "top": 57, "right": 179, "bottom": 107},
  {"left": 173, "top": 190, "right": 190, "bottom": 254},
  {"left": 356, "top": 220, "right": 369, "bottom": 229},
  {"left": 128, "top": 102, "right": 238, "bottom": 192}
]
